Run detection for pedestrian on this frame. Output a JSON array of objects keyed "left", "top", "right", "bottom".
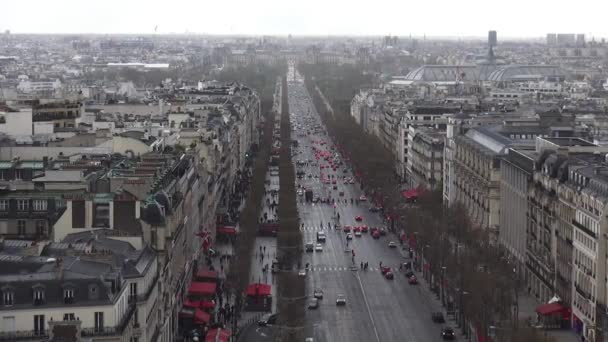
[
  {"left": 360, "top": 261, "right": 363, "bottom": 269},
  {"left": 379, "top": 261, "right": 382, "bottom": 268},
  {"left": 263, "top": 246, "right": 266, "bottom": 254}
]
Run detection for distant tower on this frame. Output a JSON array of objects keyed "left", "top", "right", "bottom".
[{"left": 488, "top": 30, "right": 497, "bottom": 47}]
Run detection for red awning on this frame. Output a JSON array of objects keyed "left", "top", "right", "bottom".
[
  {"left": 188, "top": 281, "right": 217, "bottom": 297},
  {"left": 194, "top": 308, "right": 211, "bottom": 324},
  {"left": 536, "top": 302, "right": 565, "bottom": 315},
  {"left": 401, "top": 188, "right": 420, "bottom": 200},
  {"left": 246, "top": 283, "right": 272, "bottom": 297},
  {"left": 196, "top": 270, "right": 219, "bottom": 280},
  {"left": 217, "top": 226, "right": 237, "bottom": 235},
  {"left": 205, "top": 328, "right": 231, "bottom": 342},
  {"left": 184, "top": 299, "right": 216, "bottom": 310}
]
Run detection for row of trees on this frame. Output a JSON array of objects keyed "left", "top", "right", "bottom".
[
  {"left": 301, "top": 64, "right": 551, "bottom": 342},
  {"left": 226, "top": 90, "right": 275, "bottom": 298},
  {"left": 275, "top": 76, "right": 306, "bottom": 341}
]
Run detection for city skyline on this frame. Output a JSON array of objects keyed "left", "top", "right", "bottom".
[{"left": 3, "top": 0, "right": 608, "bottom": 38}]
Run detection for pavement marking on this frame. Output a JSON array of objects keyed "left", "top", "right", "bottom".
[{"left": 355, "top": 272, "right": 381, "bottom": 342}]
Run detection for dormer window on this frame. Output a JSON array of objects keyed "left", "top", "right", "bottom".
[
  {"left": 2, "top": 290, "right": 14, "bottom": 306},
  {"left": 33, "top": 286, "right": 45, "bottom": 305},
  {"left": 64, "top": 288, "right": 75, "bottom": 304}
]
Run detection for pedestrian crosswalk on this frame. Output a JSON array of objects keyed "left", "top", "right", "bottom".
[
  {"left": 306, "top": 266, "right": 381, "bottom": 272},
  {"left": 300, "top": 226, "right": 328, "bottom": 231}
]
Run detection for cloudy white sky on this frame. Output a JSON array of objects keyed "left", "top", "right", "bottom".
[{"left": 3, "top": 0, "right": 608, "bottom": 38}]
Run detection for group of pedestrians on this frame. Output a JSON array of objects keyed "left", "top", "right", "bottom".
[{"left": 359, "top": 261, "right": 370, "bottom": 270}]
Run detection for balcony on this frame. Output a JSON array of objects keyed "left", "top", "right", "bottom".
[
  {"left": 0, "top": 330, "right": 48, "bottom": 341},
  {"left": 81, "top": 304, "right": 136, "bottom": 337},
  {"left": 572, "top": 219, "right": 597, "bottom": 239}
]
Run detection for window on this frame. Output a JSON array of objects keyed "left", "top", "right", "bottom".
[
  {"left": 3, "top": 291, "right": 14, "bottom": 306},
  {"left": 17, "top": 220, "right": 26, "bottom": 235},
  {"left": 64, "top": 288, "right": 75, "bottom": 304},
  {"left": 0, "top": 200, "right": 7, "bottom": 211},
  {"left": 129, "top": 283, "right": 138, "bottom": 302},
  {"left": 63, "top": 313, "right": 75, "bottom": 321},
  {"left": 94, "top": 312, "right": 104, "bottom": 332},
  {"left": 35, "top": 220, "right": 46, "bottom": 236},
  {"left": 33, "top": 200, "right": 47, "bottom": 211},
  {"left": 33, "top": 288, "right": 45, "bottom": 305},
  {"left": 34, "top": 315, "right": 45, "bottom": 335},
  {"left": 17, "top": 199, "right": 28, "bottom": 211}
]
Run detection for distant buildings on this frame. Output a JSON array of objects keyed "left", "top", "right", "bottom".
[{"left": 547, "top": 33, "right": 585, "bottom": 47}]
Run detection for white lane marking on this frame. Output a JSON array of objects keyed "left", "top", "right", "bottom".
[{"left": 355, "top": 272, "right": 381, "bottom": 342}]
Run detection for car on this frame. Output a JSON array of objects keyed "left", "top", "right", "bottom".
[
  {"left": 306, "top": 338, "right": 314, "bottom": 342},
  {"left": 315, "top": 244, "right": 323, "bottom": 252},
  {"left": 308, "top": 298, "right": 319, "bottom": 309},
  {"left": 354, "top": 231, "right": 362, "bottom": 237},
  {"left": 369, "top": 206, "right": 380, "bottom": 212},
  {"left": 408, "top": 275, "right": 419, "bottom": 285},
  {"left": 343, "top": 225, "right": 351, "bottom": 232},
  {"left": 405, "top": 270, "right": 415, "bottom": 278},
  {"left": 339, "top": 191, "right": 345, "bottom": 196},
  {"left": 297, "top": 189, "right": 304, "bottom": 196},
  {"left": 305, "top": 242, "right": 314, "bottom": 252},
  {"left": 360, "top": 225, "right": 369, "bottom": 233},
  {"left": 299, "top": 269, "right": 307, "bottom": 277},
  {"left": 359, "top": 195, "right": 367, "bottom": 201},
  {"left": 441, "top": 328, "right": 455, "bottom": 340},
  {"left": 388, "top": 241, "right": 397, "bottom": 248},
  {"left": 336, "top": 294, "right": 347, "bottom": 306},
  {"left": 346, "top": 233, "right": 353, "bottom": 240},
  {"left": 380, "top": 266, "right": 391, "bottom": 275},
  {"left": 355, "top": 215, "right": 363, "bottom": 222},
  {"left": 316, "top": 232, "right": 326, "bottom": 242},
  {"left": 333, "top": 185, "right": 338, "bottom": 190},
  {"left": 313, "top": 289, "right": 324, "bottom": 299},
  {"left": 432, "top": 312, "right": 446, "bottom": 323},
  {"left": 349, "top": 179, "right": 355, "bottom": 184},
  {"left": 258, "top": 313, "right": 278, "bottom": 326},
  {"left": 372, "top": 231, "right": 380, "bottom": 239},
  {"left": 379, "top": 228, "right": 387, "bottom": 236},
  {"left": 385, "top": 271, "right": 394, "bottom": 280}
]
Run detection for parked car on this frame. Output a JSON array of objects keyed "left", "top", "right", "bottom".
[
  {"left": 384, "top": 271, "right": 394, "bottom": 280},
  {"left": 408, "top": 275, "right": 419, "bottom": 285},
  {"left": 258, "top": 313, "right": 277, "bottom": 326},
  {"left": 355, "top": 215, "right": 363, "bottom": 222},
  {"left": 388, "top": 241, "right": 397, "bottom": 248},
  {"left": 308, "top": 298, "right": 319, "bottom": 309}
]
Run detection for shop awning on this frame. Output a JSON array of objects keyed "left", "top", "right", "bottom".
[
  {"left": 246, "top": 283, "right": 272, "bottom": 297},
  {"left": 401, "top": 188, "right": 420, "bottom": 200},
  {"left": 217, "top": 226, "right": 237, "bottom": 235},
  {"left": 184, "top": 299, "right": 216, "bottom": 310},
  {"left": 205, "top": 328, "right": 231, "bottom": 342},
  {"left": 536, "top": 302, "right": 565, "bottom": 315},
  {"left": 194, "top": 308, "right": 211, "bottom": 324},
  {"left": 196, "top": 270, "right": 219, "bottom": 280},
  {"left": 188, "top": 281, "right": 217, "bottom": 297}
]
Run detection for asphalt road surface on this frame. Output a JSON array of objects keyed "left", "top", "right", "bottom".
[
  {"left": 288, "top": 69, "right": 451, "bottom": 342},
  {"left": 244, "top": 69, "right": 452, "bottom": 342}
]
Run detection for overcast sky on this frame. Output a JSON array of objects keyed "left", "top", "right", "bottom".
[{"left": 3, "top": 0, "right": 608, "bottom": 38}]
